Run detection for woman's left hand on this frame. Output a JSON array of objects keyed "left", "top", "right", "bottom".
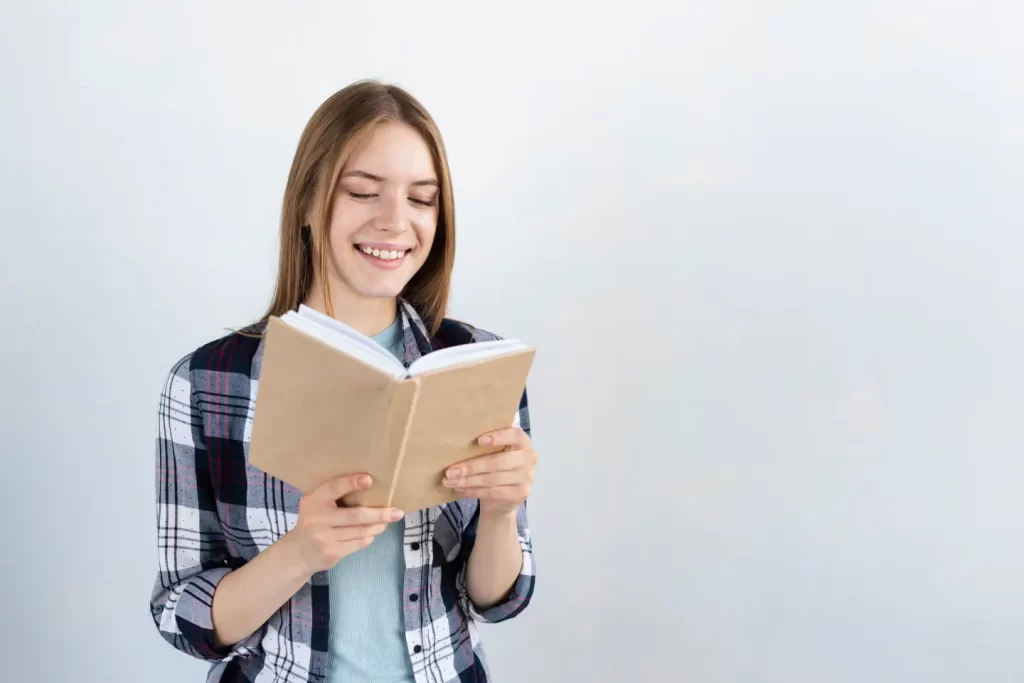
[{"left": 442, "top": 427, "right": 537, "bottom": 518}]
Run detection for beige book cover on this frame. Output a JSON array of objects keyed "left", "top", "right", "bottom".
[{"left": 248, "top": 307, "right": 535, "bottom": 511}]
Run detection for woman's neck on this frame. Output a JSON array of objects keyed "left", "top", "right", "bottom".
[{"left": 303, "top": 281, "right": 398, "bottom": 337}]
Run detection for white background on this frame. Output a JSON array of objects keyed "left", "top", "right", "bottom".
[{"left": 1, "top": 1, "right": 1021, "bottom": 681}]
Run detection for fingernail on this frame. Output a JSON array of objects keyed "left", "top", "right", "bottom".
[
  {"left": 390, "top": 509, "right": 404, "bottom": 521},
  {"left": 478, "top": 436, "right": 493, "bottom": 446},
  {"left": 446, "top": 467, "right": 461, "bottom": 478},
  {"left": 357, "top": 475, "right": 372, "bottom": 488}
]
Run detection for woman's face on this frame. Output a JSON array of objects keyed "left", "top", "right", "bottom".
[{"left": 325, "top": 120, "right": 439, "bottom": 302}]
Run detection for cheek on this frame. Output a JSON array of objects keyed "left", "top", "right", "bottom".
[
  {"left": 414, "top": 216, "right": 438, "bottom": 254},
  {"left": 328, "top": 201, "right": 366, "bottom": 244}
]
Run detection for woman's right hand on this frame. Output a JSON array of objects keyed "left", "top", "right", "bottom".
[
  {"left": 284, "top": 473, "right": 403, "bottom": 575},
  {"left": 211, "top": 473, "right": 400, "bottom": 647}
]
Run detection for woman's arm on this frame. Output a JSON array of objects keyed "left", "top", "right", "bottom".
[
  {"left": 149, "top": 360, "right": 400, "bottom": 657},
  {"left": 464, "top": 509, "right": 523, "bottom": 608},
  {"left": 151, "top": 357, "right": 255, "bottom": 661},
  {"left": 211, "top": 473, "right": 404, "bottom": 647},
  {"left": 443, "top": 426, "right": 537, "bottom": 613},
  {"left": 210, "top": 533, "right": 312, "bottom": 648}
]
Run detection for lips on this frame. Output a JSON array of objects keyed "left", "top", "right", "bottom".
[{"left": 353, "top": 243, "right": 412, "bottom": 270}]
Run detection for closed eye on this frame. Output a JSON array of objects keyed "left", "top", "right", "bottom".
[{"left": 348, "top": 192, "right": 434, "bottom": 207}]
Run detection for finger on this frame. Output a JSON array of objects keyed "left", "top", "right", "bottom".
[
  {"left": 311, "top": 473, "right": 373, "bottom": 503},
  {"left": 323, "top": 523, "right": 389, "bottom": 543},
  {"left": 445, "top": 448, "right": 536, "bottom": 480},
  {"left": 326, "top": 506, "right": 404, "bottom": 527},
  {"left": 443, "top": 469, "right": 529, "bottom": 489},
  {"left": 476, "top": 427, "right": 529, "bottom": 449},
  {"left": 454, "top": 484, "right": 529, "bottom": 502}
]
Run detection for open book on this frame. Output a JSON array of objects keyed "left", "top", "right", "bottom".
[{"left": 248, "top": 305, "right": 535, "bottom": 511}]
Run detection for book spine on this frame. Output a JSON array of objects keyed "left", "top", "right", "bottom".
[{"left": 386, "top": 377, "right": 422, "bottom": 508}]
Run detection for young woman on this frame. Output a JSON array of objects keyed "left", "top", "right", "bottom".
[{"left": 150, "top": 81, "right": 537, "bottom": 683}]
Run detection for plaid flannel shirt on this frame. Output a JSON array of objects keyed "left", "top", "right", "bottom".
[{"left": 150, "top": 299, "right": 535, "bottom": 683}]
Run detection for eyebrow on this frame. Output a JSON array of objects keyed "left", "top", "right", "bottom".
[{"left": 342, "top": 170, "right": 438, "bottom": 188}]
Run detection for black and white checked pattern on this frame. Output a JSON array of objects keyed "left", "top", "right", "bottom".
[{"left": 150, "top": 300, "right": 535, "bottom": 683}]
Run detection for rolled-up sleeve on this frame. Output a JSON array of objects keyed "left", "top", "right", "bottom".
[
  {"left": 458, "top": 502, "right": 536, "bottom": 623},
  {"left": 149, "top": 355, "right": 263, "bottom": 661},
  {"left": 457, "top": 388, "right": 536, "bottom": 623}
]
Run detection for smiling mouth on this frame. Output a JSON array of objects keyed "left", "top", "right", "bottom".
[{"left": 354, "top": 244, "right": 411, "bottom": 265}]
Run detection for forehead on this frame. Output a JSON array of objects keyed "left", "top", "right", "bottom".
[{"left": 344, "top": 121, "right": 436, "bottom": 181}]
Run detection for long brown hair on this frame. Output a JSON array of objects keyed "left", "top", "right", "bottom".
[{"left": 260, "top": 80, "right": 455, "bottom": 334}]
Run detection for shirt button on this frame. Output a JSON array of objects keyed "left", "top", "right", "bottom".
[
  {"left": 409, "top": 593, "right": 419, "bottom": 602},
  {"left": 413, "top": 645, "right": 422, "bottom": 654},
  {"left": 410, "top": 542, "right": 420, "bottom": 551}
]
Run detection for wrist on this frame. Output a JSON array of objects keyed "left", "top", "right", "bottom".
[
  {"left": 275, "top": 530, "right": 318, "bottom": 583},
  {"left": 477, "top": 505, "right": 519, "bottom": 527}
]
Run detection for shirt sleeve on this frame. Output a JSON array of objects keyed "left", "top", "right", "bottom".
[
  {"left": 456, "top": 387, "right": 536, "bottom": 623},
  {"left": 149, "top": 355, "right": 264, "bottom": 661}
]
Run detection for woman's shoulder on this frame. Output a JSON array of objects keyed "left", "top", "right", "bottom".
[
  {"left": 171, "top": 321, "right": 268, "bottom": 380},
  {"left": 432, "top": 316, "right": 503, "bottom": 349}
]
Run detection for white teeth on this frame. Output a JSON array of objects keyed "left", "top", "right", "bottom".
[{"left": 358, "top": 246, "right": 407, "bottom": 261}]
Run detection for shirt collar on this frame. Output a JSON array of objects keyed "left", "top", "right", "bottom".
[{"left": 397, "top": 298, "right": 434, "bottom": 366}]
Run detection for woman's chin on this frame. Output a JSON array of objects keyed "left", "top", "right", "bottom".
[{"left": 350, "top": 281, "right": 408, "bottom": 301}]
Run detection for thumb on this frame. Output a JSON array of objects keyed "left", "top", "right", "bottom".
[{"left": 312, "top": 473, "right": 372, "bottom": 503}]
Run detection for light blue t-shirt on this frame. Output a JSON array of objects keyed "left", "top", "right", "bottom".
[{"left": 326, "top": 315, "right": 415, "bottom": 683}]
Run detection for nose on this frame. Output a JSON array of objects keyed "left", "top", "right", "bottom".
[{"left": 375, "top": 190, "right": 407, "bottom": 233}]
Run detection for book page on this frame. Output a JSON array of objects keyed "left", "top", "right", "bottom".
[
  {"left": 296, "top": 305, "right": 400, "bottom": 363},
  {"left": 281, "top": 310, "right": 405, "bottom": 379},
  {"left": 407, "top": 339, "right": 528, "bottom": 376}
]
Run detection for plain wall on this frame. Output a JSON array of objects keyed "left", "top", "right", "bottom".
[{"left": 1, "top": 1, "right": 1020, "bottom": 681}]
